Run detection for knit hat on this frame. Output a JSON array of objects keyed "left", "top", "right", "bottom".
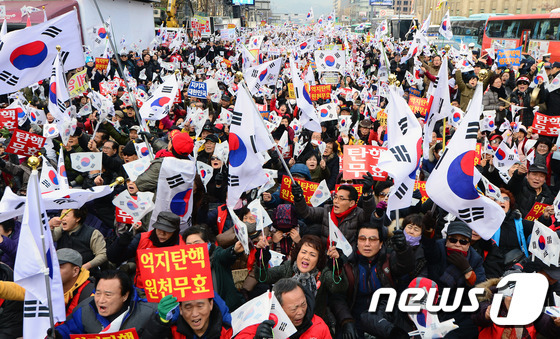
[
  {"left": 122, "top": 142, "right": 136, "bottom": 156},
  {"left": 290, "top": 163, "right": 311, "bottom": 181},
  {"left": 274, "top": 204, "right": 298, "bottom": 232},
  {"left": 170, "top": 133, "right": 194, "bottom": 159}
]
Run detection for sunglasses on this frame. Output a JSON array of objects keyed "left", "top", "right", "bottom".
[{"left": 447, "top": 237, "right": 469, "bottom": 245}]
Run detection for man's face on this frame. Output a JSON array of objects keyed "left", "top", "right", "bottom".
[
  {"left": 102, "top": 142, "right": 117, "bottom": 156},
  {"left": 446, "top": 234, "right": 471, "bottom": 251},
  {"left": 204, "top": 141, "right": 216, "bottom": 153},
  {"left": 59, "top": 262, "right": 79, "bottom": 285},
  {"left": 180, "top": 299, "right": 213, "bottom": 335},
  {"left": 123, "top": 153, "right": 138, "bottom": 163},
  {"left": 517, "top": 82, "right": 529, "bottom": 92},
  {"left": 94, "top": 278, "right": 128, "bottom": 317},
  {"left": 332, "top": 189, "right": 355, "bottom": 214},
  {"left": 129, "top": 130, "right": 138, "bottom": 141},
  {"left": 527, "top": 171, "right": 546, "bottom": 189},
  {"left": 357, "top": 228, "right": 382, "bottom": 259},
  {"left": 94, "top": 132, "right": 105, "bottom": 146},
  {"left": 280, "top": 287, "right": 307, "bottom": 327}
]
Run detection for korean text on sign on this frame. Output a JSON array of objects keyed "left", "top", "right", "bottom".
[
  {"left": 531, "top": 112, "right": 560, "bottom": 137},
  {"left": 0, "top": 109, "right": 17, "bottom": 131},
  {"left": 6, "top": 129, "right": 45, "bottom": 156},
  {"left": 279, "top": 175, "right": 319, "bottom": 206},
  {"left": 70, "top": 328, "right": 139, "bottom": 339},
  {"left": 343, "top": 145, "right": 388, "bottom": 181},
  {"left": 187, "top": 81, "right": 208, "bottom": 99},
  {"left": 525, "top": 202, "right": 550, "bottom": 221},
  {"left": 137, "top": 244, "right": 214, "bottom": 302}
]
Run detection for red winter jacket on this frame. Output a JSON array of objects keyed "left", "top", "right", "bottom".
[{"left": 236, "top": 314, "right": 332, "bottom": 339}]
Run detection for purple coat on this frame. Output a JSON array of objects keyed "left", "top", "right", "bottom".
[{"left": 0, "top": 222, "right": 20, "bottom": 269}]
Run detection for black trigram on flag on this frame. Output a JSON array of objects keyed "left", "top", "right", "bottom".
[
  {"left": 458, "top": 207, "right": 484, "bottom": 223},
  {"left": 433, "top": 76, "right": 439, "bottom": 89},
  {"left": 249, "top": 135, "right": 258, "bottom": 153},
  {"left": 228, "top": 174, "right": 239, "bottom": 187},
  {"left": 251, "top": 69, "right": 259, "bottom": 78},
  {"left": 278, "top": 322, "right": 288, "bottom": 331},
  {"left": 166, "top": 174, "right": 185, "bottom": 189},
  {"left": 42, "top": 26, "right": 62, "bottom": 38},
  {"left": 24, "top": 300, "right": 49, "bottom": 318},
  {"left": 334, "top": 52, "right": 341, "bottom": 58},
  {"left": 0, "top": 71, "right": 19, "bottom": 86},
  {"left": 465, "top": 121, "right": 479, "bottom": 140},
  {"left": 391, "top": 145, "right": 411, "bottom": 162},
  {"left": 394, "top": 182, "right": 408, "bottom": 199},
  {"left": 60, "top": 51, "right": 70, "bottom": 65},
  {"left": 41, "top": 179, "right": 51, "bottom": 188},
  {"left": 161, "top": 86, "right": 173, "bottom": 94},
  {"left": 231, "top": 111, "right": 242, "bottom": 126},
  {"left": 397, "top": 117, "right": 408, "bottom": 135}
]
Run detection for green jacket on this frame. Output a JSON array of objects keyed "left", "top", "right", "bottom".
[{"left": 210, "top": 244, "right": 245, "bottom": 311}]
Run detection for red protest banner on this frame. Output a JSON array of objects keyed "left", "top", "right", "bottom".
[
  {"left": 531, "top": 112, "right": 560, "bottom": 136},
  {"left": 70, "top": 328, "right": 139, "bottom": 339},
  {"left": 408, "top": 96, "right": 429, "bottom": 117},
  {"left": 310, "top": 85, "right": 331, "bottom": 101},
  {"left": 279, "top": 175, "right": 319, "bottom": 206},
  {"left": 0, "top": 109, "right": 18, "bottom": 131},
  {"left": 525, "top": 202, "right": 550, "bottom": 221},
  {"left": 474, "top": 143, "right": 482, "bottom": 166},
  {"left": 116, "top": 207, "right": 134, "bottom": 224},
  {"left": 413, "top": 181, "right": 429, "bottom": 204},
  {"left": 137, "top": 244, "right": 214, "bottom": 303},
  {"left": 95, "top": 57, "right": 109, "bottom": 70},
  {"left": 343, "top": 145, "right": 388, "bottom": 181},
  {"left": 6, "top": 130, "right": 45, "bottom": 156}
]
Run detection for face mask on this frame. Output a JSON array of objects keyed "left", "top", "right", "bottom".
[
  {"left": 405, "top": 232, "right": 421, "bottom": 247},
  {"left": 446, "top": 247, "right": 468, "bottom": 257}
]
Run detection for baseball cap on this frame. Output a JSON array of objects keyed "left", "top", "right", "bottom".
[
  {"left": 205, "top": 134, "right": 219, "bottom": 143},
  {"left": 57, "top": 248, "right": 83, "bottom": 267},
  {"left": 152, "top": 211, "right": 180, "bottom": 233},
  {"left": 130, "top": 126, "right": 141, "bottom": 132},
  {"left": 447, "top": 221, "right": 472, "bottom": 239},
  {"left": 115, "top": 110, "right": 124, "bottom": 118},
  {"left": 552, "top": 62, "right": 560, "bottom": 69},
  {"left": 529, "top": 163, "right": 548, "bottom": 174}
]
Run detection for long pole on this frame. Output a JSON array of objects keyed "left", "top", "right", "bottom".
[
  {"left": 240, "top": 80, "right": 296, "bottom": 184},
  {"left": 91, "top": 0, "right": 154, "bottom": 160}
]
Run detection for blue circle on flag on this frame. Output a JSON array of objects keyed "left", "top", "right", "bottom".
[
  {"left": 10, "top": 41, "right": 48, "bottom": 70},
  {"left": 447, "top": 151, "right": 479, "bottom": 200},
  {"left": 170, "top": 188, "right": 192, "bottom": 217},
  {"left": 229, "top": 133, "right": 247, "bottom": 167}
]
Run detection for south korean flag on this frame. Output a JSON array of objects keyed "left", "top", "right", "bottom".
[
  {"left": 314, "top": 50, "right": 345, "bottom": 74},
  {"left": 317, "top": 103, "right": 337, "bottom": 122},
  {"left": 70, "top": 152, "right": 102, "bottom": 172},
  {"left": 243, "top": 58, "right": 283, "bottom": 95},
  {"left": 426, "top": 84, "right": 505, "bottom": 240}
]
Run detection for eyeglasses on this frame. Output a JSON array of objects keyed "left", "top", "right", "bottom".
[
  {"left": 378, "top": 192, "right": 389, "bottom": 197},
  {"left": 447, "top": 237, "right": 469, "bottom": 245},
  {"left": 332, "top": 194, "right": 351, "bottom": 201},
  {"left": 358, "top": 235, "right": 380, "bottom": 243},
  {"left": 339, "top": 180, "right": 353, "bottom": 184},
  {"left": 210, "top": 156, "right": 220, "bottom": 161}
]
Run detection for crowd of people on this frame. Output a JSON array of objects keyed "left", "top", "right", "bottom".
[{"left": 1, "top": 17, "right": 560, "bottom": 339}]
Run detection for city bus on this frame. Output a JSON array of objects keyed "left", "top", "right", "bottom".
[
  {"left": 482, "top": 12, "right": 560, "bottom": 62},
  {"left": 450, "top": 14, "right": 511, "bottom": 49}
]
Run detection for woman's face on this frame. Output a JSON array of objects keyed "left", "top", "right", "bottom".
[
  {"left": 210, "top": 156, "right": 223, "bottom": 169},
  {"left": 296, "top": 243, "right": 319, "bottom": 273},
  {"left": 306, "top": 156, "right": 318, "bottom": 170},
  {"left": 404, "top": 223, "right": 422, "bottom": 238},
  {"left": 492, "top": 78, "right": 502, "bottom": 88},
  {"left": 536, "top": 143, "right": 550, "bottom": 155},
  {"left": 60, "top": 210, "right": 80, "bottom": 232},
  {"left": 324, "top": 143, "right": 334, "bottom": 156},
  {"left": 376, "top": 187, "right": 390, "bottom": 203},
  {"left": 279, "top": 105, "right": 287, "bottom": 114},
  {"left": 281, "top": 118, "right": 289, "bottom": 127},
  {"left": 311, "top": 132, "right": 321, "bottom": 142},
  {"left": 143, "top": 54, "right": 151, "bottom": 62}
]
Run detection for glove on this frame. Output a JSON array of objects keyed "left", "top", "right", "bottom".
[
  {"left": 158, "top": 295, "right": 180, "bottom": 323},
  {"left": 254, "top": 319, "right": 275, "bottom": 339},
  {"left": 422, "top": 211, "right": 436, "bottom": 233},
  {"left": 47, "top": 327, "right": 63, "bottom": 339},
  {"left": 291, "top": 183, "right": 304, "bottom": 202},
  {"left": 214, "top": 172, "right": 224, "bottom": 185},
  {"left": 341, "top": 321, "right": 358, "bottom": 339},
  {"left": 138, "top": 131, "right": 153, "bottom": 142},
  {"left": 391, "top": 230, "right": 408, "bottom": 252},
  {"left": 375, "top": 201, "right": 387, "bottom": 217},
  {"left": 361, "top": 172, "right": 375, "bottom": 195},
  {"left": 255, "top": 248, "right": 271, "bottom": 268},
  {"left": 117, "top": 232, "right": 134, "bottom": 246},
  {"left": 447, "top": 251, "right": 472, "bottom": 274}
]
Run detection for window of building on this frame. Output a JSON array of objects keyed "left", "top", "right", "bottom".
[
  {"left": 532, "top": 8, "right": 537, "bottom": 13},
  {"left": 516, "top": 8, "right": 521, "bottom": 14},
  {"left": 469, "top": 9, "right": 473, "bottom": 15}
]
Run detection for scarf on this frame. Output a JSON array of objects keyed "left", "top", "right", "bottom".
[
  {"left": 331, "top": 204, "right": 357, "bottom": 226},
  {"left": 490, "top": 85, "right": 507, "bottom": 100},
  {"left": 149, "top": 229, "right": 180, "bottom": 247},
  {"left": 64, "top": 268, "right": 90, "bottom": 304},
  {"left": 405, "top": 232, "right": 421, "bottom": 247},
  {"left": 291, "top": 261, "right": 319, "bottom": 297}
]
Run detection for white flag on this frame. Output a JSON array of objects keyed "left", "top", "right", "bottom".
[
  {"left": 228, "top": 206, "right": 250, "bottom": 255},
  {"left": 328, "top": 212, "right": 353, "bottom": 257},
  {"left": 439, "top": 10, "right": 453, "bottom": 40},
  {"left": 310, "top": 180, "right": 331, "bottom": 207},
  {"left": 112, "top": 191, "right": 154, "bottom": 223},
  {"left": 150, "top": 157, "right": 196, "bottom": 232},
  {"left": 70, "top": 152, "right": 102, "bottom": 172},
  {"left": 314, "top": 50, "right": 345, "bottom": 74},
  {"left": 58, "top": 149, "right": 69, "bottom": 190},
  {"left": 134, "top": 141, "right": 151, "bottom": 159},
  {"left": 248, "top": 199, "right": 273, "bottom": 231},
  {"left": 244, "top": 58, "right": 283, "bottom": 95},
  {"left": 270, "top": 292, "right": 297, "bottom": 339},
  {"left": 140, "top": 74, "right": 179, "bottom": 121},
  {"left": 529, "top": 221, "right": 560, "bottom": 266},
  {"left": 14, "top": 170, "right": 65, "bottom": 338},
  {"left": 290, "top": 55, "right": 321, "bottom": 132},
  {"left": 492, "top": 140, "right": 519, "bottom": 174},
  {"left": 318, "top": 103, "right": 338, "bottom": 122},
  {"left": 553, "top": 190, "right": 560, "bottom": 220},
  {"left": 231, "top": 291, "right": 272, "bottom": 336},
  {"left": 0, "top": 187, "right": 26, "bottom": 223},
  {"left": 0, "top": 11, "right": 83, "bottom": 94},
  {"left": 122, "top": 157, "right": 151, "bottom": 182},
  {"left": 48, "top": 51, "right": 71, "bottom": 121},
  {"left": 547, "top": 72, "right": 560, "bottom": 92},
  {"left": 39, "top": 155, "right": 60, "bottom": 193},
  {"left": 197, "top": 161, "right": 214, "bottom": 188},
  {"left": 425, "top": 84, "right": 506, "bottom": 240},
  {"left": 42, "top": 185, "right": 113, "bottom": 210}
]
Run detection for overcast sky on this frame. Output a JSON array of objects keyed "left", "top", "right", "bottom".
[{"left": 271, "top": 0, "right": 333, "bottom": 17}]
